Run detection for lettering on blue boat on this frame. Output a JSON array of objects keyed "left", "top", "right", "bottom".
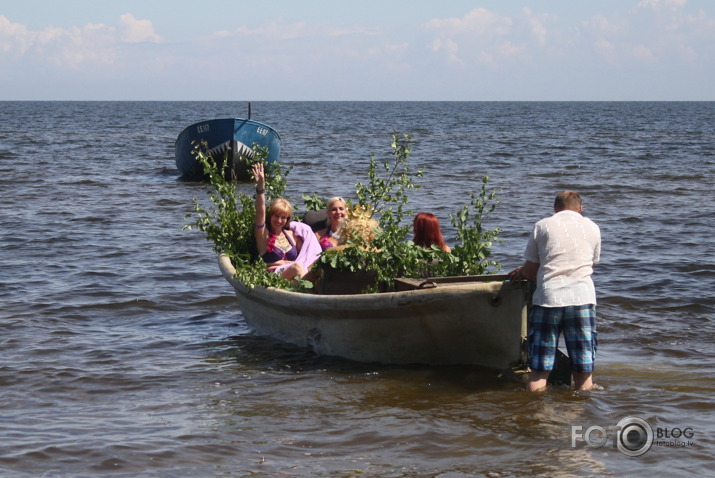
[
  {"left": 257, "top": 127, "right": 268, "bottom": 136},
  {"left": 197, "top": 124, "right": 210, "bottom": 134}
]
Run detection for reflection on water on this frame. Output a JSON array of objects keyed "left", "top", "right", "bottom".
[{"left": 0, "top": 101, "right": 713, "bottom": 476}]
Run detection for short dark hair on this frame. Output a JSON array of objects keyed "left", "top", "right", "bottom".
[{"left": 554, "top": 190, "right": 582, "bottom": 211}]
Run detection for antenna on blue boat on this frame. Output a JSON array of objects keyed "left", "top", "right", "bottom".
[{"left": 248, "top": 102, "right": 252, "bottom": 119}]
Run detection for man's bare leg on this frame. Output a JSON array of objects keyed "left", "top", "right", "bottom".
[
  {"left": 572, "top": 372, "right": 594, "bottom": 391},
  {"left": 526, "top": 370, "right": 551, "bottom": 391}
]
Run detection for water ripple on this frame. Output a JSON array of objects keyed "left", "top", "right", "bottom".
[{"left": 0, "top": 101, "right": 713, "bottom": 477}]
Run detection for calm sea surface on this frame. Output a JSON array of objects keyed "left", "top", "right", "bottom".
[{"left": 1, "top": 101, "right": 713, "bottom": 477}]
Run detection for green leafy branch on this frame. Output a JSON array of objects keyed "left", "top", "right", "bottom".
[
  {"left": 301, "top": 193, "right": 326, "bottom": 211},
  {"left": 447, "top": 176, "right": 502, "bottom": 275},
  {"left": 182, "top": 142, "right": 299, "bottom": 290},
  {"left": 355, "top": 132, "right": 423, "bottom": 248},
  {"left": 317, "top": 134, "right": 501, "bottom": 291},
  {"left": 185, "top": 133, "right": 502, "bottom": 294}
]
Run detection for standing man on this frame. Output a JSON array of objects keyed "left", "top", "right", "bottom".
[{"left": 508, "top": 191, "right": 601, "bottom": 391}]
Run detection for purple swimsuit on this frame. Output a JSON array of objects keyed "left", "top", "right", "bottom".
[{"left": 262, "top": 231, "right": 298, "bottom": 263}]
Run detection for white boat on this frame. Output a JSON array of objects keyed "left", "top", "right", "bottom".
[{"left": 218, "top": 254, "right": 530, "bottom": 370}]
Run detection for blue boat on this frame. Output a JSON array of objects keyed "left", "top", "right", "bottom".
[{"left": 175, "top": 118, "right": 282, "bottom": 181}]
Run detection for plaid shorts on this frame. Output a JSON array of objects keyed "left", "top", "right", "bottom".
[{"left": 528, "top": 304, "right": 597, "bottom": 373}]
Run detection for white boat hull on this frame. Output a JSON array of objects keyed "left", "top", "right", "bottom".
[{"left": 218, "top": 255, "right": 529, "bottom": 369}]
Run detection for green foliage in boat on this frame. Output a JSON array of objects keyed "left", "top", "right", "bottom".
[{"left": 184, "top": 134, "right": 501, "bottom": 293}]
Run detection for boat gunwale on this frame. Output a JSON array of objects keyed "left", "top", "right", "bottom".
[
  {"left": 178, "top": 117, "right": 283, "bottom": 142},
  {"left": 217, "top": 254, "right": 518, "bottom": 305}
]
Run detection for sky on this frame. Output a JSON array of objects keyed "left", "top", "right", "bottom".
[{"left": 1, "top": 0, "right": 713, "bottom": 101}]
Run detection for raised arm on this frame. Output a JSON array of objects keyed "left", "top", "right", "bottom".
[{"left": 253, "top": 163, "right": 267, "bottom": 243}]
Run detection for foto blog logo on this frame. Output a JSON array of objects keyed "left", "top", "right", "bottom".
[{"left": 571, "top": 416, "right": 695, "bottom": 457}]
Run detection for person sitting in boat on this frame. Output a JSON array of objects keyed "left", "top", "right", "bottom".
[
  {"left": 332, "top": 205, "right": 379, "bottom": 248},
  {"left": 253, "top": 163, "right": 321, "bottom": 281},
  {"left": 413, "top": 212, "right": 451, "bottom": 253},
  {"left": 314, "top": 197, "right": 348, "bottom": 250}
]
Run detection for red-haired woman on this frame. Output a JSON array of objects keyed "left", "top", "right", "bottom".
[{"left": 413, "top": 212, "right": 451, "bottom": 253}]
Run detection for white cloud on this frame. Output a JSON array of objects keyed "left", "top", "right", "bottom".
[
  {"left": 46, "top": 25, "right": 117, "bottom": 69},
  {"left": 581, "top": 14, "right": 626, "bottom": 36},
  {"left": 213, "top": 20, "right": 312, "bottom": 41},
  {"left": 205, "top": 17, "right": 408, "bottom": 81},
  {"left": 499, "top": 41, "right": 527, "bottom": 58},
  {"left": 631, "top": 44, "right": 657, "bottom": 62},
  {"left": 423, "top": 8, "right": 512, "bottom": 66},
  {"left": 430, "top": 38, "right": 463, "bottom": 65},
  {"left": 637, "top": 0, "right": 687, "bottom": 12},
  {"left": 522, "top": 8, "right": 550, "bottom": 47},
  {"left": 0, "top": 15, "right": 33, "bottom": 55},
  {"left": 212, "top": 19, "right": 380, "bottom": 44},
  {"left": 0, "top": 16, "right": 115, "bottom": 69},
  {"left": 425, "top": 8, "right": 558, "bottom": 67},
  {"left": 0, "top": 14, "right": 163, "bottom": 72},
  {"left": 119, "top": 13, "right": 162, "bottom": 43},
  {"left": 425, "top": 8, "right": 512, "bottom": 36},
  {"left": 677, "top": 44, "right": 698, "bottom": 62},
  {"left": 580, "top": 1, "right": 715, "bottom": 67},
  {"left": 594, "top": 38, "right": 617, "bottom": 61},
  {"left": 2, "top": 4, "right": 714, "bottom": 100}
]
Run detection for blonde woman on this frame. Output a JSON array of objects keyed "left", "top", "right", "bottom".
[
  {"left": 253, "top": 163, "right": 320, "bottom": 280},
  {"left": 314, "top": 197, "right": 348, "bottom": 250}
]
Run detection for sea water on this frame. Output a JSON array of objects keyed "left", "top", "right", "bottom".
[{"left": 0, "top": 101, "right": 713, "bottom": 476}]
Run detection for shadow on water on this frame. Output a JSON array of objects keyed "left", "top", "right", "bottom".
[
  {"left": 205, "top": 332, "right": 531, "bottom": 393},
  {"left": 189, "top": 332, "right": 624, "bottom": 478}
]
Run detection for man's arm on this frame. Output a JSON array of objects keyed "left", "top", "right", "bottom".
[{"left": 508, "top": 260, "right": 539, "bottom": 281}]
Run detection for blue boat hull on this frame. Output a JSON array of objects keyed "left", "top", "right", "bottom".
[{"left": 175, "top": 118, "right": 282, "bottom": 181}]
